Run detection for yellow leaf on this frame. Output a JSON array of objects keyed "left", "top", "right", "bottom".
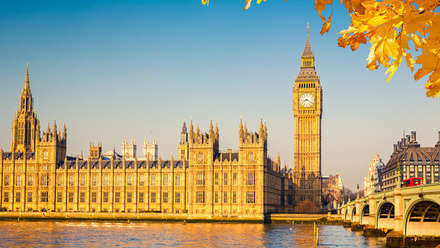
[
  {"left": 405, "top": 53, "right": 415, "bottom": 73},
  {"left": 244, "top": 0, "right": 252, "bottom": 10},
  {"left": 385, "top": 56, "right": 402, "bottom": 82},
  {"left": 425, "top": 70, "right": 440, "bottom": 97},
  {"left": 257, "top": 0, "right": 266, "bottom": 3},
  {"left": 414, "top": 67, "right": 433, "bottom": 81},
  {"left": 201, "top": 0, "right": 209, "bottom": 5},
  {"left": 320, "top": 15, "right": 332, "bottom": 35},
  {"left": 411, "top": 34, "right": 424, "bottom": 51}
]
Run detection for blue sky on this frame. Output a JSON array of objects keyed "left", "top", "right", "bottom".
[{"left": 1, "top": 0, "right": 439, "bottom": 190}]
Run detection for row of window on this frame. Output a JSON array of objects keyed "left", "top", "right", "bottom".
[
  {"left": 3, "top": 191, "right": 256, "bottom": 204},
  {"left": 3, "top": 172, "right": 257, "bottom": 187},
  {"left": 199, "top": 172, "right": 255, "bottom": 186},
  {"left": 196, "top": 191, "right": 255, "bottom": 204}
]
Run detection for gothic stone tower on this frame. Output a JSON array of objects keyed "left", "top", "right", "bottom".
[
  {"left": 10, "top": 63, "right": 39, "bottom": 153},
  {"left": 293, "top": 26, "right": 323, "bottom": 209}
]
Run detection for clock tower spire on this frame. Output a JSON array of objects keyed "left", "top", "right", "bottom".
[{"left": 292, "top": 25, "right": 323, "bottom": 210}]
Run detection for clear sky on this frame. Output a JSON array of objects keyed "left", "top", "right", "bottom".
[{"left": 1, "top": 0, "right": 439, "bottom": 190}]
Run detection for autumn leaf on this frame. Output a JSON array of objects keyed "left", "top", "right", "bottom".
[
  {"left": 385, "top": 56, "right": 402, "bottom": 82},
  {"left": 244, "top": 0, "right": 252, "bottom": 10},
  {"left": 405, "top": 53, "right": 415, "bottom": 73},
  {"left": 201, "top": 0, "right": 209, "bottom": 6},
  {"left": 320, "top": 15, "right": 332, "bottom": 35}
]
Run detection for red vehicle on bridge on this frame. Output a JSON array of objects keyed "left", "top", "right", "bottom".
[{"left": 402, "top": 177, "right": 423, "bottom": 187}]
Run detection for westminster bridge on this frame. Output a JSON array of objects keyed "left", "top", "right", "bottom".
[{"left": 339, "top": 183, "right": 440, "bottom": 236}]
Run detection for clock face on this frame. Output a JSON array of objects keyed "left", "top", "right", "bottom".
[{"left": 299, "top": 93, "right": 314, "bottom": 107}]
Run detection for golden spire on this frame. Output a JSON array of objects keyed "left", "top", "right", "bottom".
[
  {"left": 302, "top": 23, "right": 313, "bottom": 57},
  {"left": 24, "top": 62, "right": 30, "bottom": 89}
]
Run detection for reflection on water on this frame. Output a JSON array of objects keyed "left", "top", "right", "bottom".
[{"left": 0, "top": 221, "right": 386, "bottom": 247}]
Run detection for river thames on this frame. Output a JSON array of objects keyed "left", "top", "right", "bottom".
[{"left": 0, "top": 221, "right": 386, "bottom": 247}]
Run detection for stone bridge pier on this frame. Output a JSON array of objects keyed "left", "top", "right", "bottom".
[{"left": 340, "top": 183, "right": 440, "bottom": 246}]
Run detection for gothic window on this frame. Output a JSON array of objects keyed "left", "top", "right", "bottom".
[
  {"left": 139, "top": 192, "right": 144, "bottom": 203},
  {"left": 127, "top": 192, "right": 133, "bottom": 203},
  {"left": 91, "top": 192, "right": 97, "bottom": 203},
  {"left": 247, "top": 173, "right": 255, "bottom": 186},
  {"left": 57, "top": 175, "right": 62, "bottom": 186},
  {"left": 41, "top": 175, "right": 48, "bottom": 186},
  {"left": 3, "top": 176, "right": 9, "bottom": 186},
  {"left": 4, "top": 192, "right": 9, "bottom": 202},
  {"left": 246, "top": 192, "right": 255, "bottom": 204},
  {"left": 127, "top": 174, "right": 133, "bottom": 186},
  {"left": 28, "top": 175, "right": 33, "bottom": 186},
  {"left": 115, "top": 192, "right": 120, "bottom": 203},
  {"left": 68, "top": 192, "right": 74, "bottom": 203},
  {"left": 41, "top": 192, "right": 48, "bottom": 202},
  {"left": 115, "top": 174, "right": 121, "bottom": 186},
  {"left": 223, "top": 173, "right": 228, "bottom": 185},
  {"left": 196, "top": 191, "right": 205, "bottom": 203},
  {"left": 214, "top": 192, "right": 219, "bottom": 203},
  {"left": 69, "top": 175, "right": 75, "bottom": 186},
  {"left": 15, "top": 192, "right": 21, "bottom": 203},
  {"left": 92, "top": 174, "right": 97, "bottom": 186},
  {"left": 198, "top": 152, "right": 204, "bottom": 162},
  {"left": 196, "top": 172, "right": 205, "bottom": 186},
  {"left": 28, "top": 192, "right": 33, "bottom": 203},
  {"left": 151, "top": 192, "right": 156, "bottom": 203},
  {"left": 57, "top": 192, "right": 62, "bottom": 203},
  {"left": 16, "top": 175, "right": 21, "bottom": 186},
  {"left": 214, "top": 173, "right": 219, "bottom": 185},
  {"left": 174, "top": 192, "right": 180, "bottom": 204},
  {"left": 175, "top": 174, "right": 181, "bottom": 186},
  {"left": 248, "top": 152, "right": 254, "bottom": 162},
  {"left": 139, "top": 174, "right": 145, "bottom": 186},
  {"left": 233, "top": 173, "right": 237, "bottom": 186},
  {"left": 232, "top": 192, "right": 237, "bottom": 204},
  {"left": 80, "top": 175, "right": 86, "bottom": 186},
  {"left": 103, "top": 192, "right": 109, "bottom": 203},
  {"left": 163, "top": 192, "right": 169, "bottom": 203},
  {"left": 151, "top": 174, "right": 157, "bottom": 186},
  {"left": 103, "top": 174, "right": 109, "bottom": 186},
  {"left": 80, "top": 192, "right": 86, "bottom": 203},
  {"left": 223, "top": 192, "right": 228, "bottom": 204},
  {"left": 163, "top": 174, "right": 169, "bottom": 186},
  {"left": 43, "top": 150, "right": 48, "bottom": 160}
]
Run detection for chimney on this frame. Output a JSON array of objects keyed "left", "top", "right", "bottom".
[
  {"left": 393, "top": 144, "right": 398, "bottom": 152},
  {"left": 411, "top": 131, "right": 416, "bottom": 142},
  {"left": 406, "top": 135, "right": 411, "bottom": 144},
  {"left": 397, "top": 141, "right": 402, "bottom": 150}
]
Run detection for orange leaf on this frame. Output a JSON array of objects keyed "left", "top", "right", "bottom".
[
  {"left": 244, "top": 0, "right": 252, "bottom": 10},
  {"left": 201, "top": 0, "right": 209, "bottom": 5},
  {"left": 320, "top": 15, "right": 332, "bottom": 35},
  {"left": 414, "top": 67, "right": 433, "bottom": 81},
  {"left": 405, "top": 53, "right": 415, "bottom": 73}
]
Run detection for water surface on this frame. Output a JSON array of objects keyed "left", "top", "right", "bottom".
[{"left": 0, "top": 221, "right": 386, "bottom": 247}]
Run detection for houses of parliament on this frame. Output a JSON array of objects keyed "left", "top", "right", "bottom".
[{"left": 0, "top": 29, "right": 322, "bottom": 217}]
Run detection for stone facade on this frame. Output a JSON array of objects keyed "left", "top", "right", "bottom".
[
  {"left": 143, "top": 138, "right": 158, "bottom": 161},
  {"left": 121, "top": 139, "right": 136, "bottom": 160},
  {"left": 381, "top": 131, "right": 440, "bottom": 191},
  {"left": 292, "top": 26, "right": 323, "bottom": 209},
  {"left": 363, "top": 153, "right": 384, "bottom": 196},
  {"left": 0, "top": 65, "right": 295, "bottom": 217}
]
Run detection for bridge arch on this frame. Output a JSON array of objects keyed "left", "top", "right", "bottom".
[
  {"left": 404, "top": 198, "right": 440, "bottom": 236},
  {"left": 376, "top": 201, "right": 395, "bottom": 229},
  {"left": 351, "top": 205, "right": 357, "bottom": 222},
  {"left": 360, "top": 204, "right": 369, "bottom": 225}
]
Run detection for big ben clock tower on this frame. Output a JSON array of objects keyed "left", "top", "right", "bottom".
[{"left": 293, "top": 25, "right": 322, "bottom": 209}]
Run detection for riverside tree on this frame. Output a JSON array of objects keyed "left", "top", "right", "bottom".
[{"left": 202, "top": 0, "right": 440, "bottom": 98}]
